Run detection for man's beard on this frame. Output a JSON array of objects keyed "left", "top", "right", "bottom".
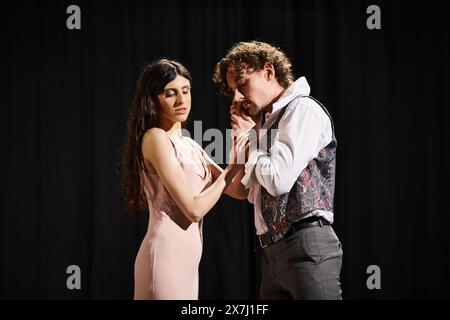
[{"left": 242, "top": 98, "right": 262, "bottom": 116}]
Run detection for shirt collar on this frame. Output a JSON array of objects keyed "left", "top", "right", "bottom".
[{"left": 271, "top": 76, "right": 311, "bottom": 114}]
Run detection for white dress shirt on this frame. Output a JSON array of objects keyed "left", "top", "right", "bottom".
[{"left": 239, "top": 77, "right": 335, "bottom": 235}]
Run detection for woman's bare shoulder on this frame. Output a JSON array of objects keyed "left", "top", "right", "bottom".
[
  {"left": 142, "top": 128, "right": 172, "bottom": 156},
  {"left": 143, "top": 127, "right": 167, "bottom": 139}
]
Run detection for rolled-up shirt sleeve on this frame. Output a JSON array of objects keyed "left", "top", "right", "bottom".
[
  {"left": 241, "top": 147, "right": 265, "bottom": 188},
  {"left": 243, "top": 99, "right": 332, "bottom": 196}
]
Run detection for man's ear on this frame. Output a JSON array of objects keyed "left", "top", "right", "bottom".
[{"left": 263, "top": 62, "right": 275, "bottom": 81}]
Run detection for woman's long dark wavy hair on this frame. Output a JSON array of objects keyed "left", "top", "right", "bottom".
[{"left": 121, "top": 59, "right": 192, "bottom": 214}]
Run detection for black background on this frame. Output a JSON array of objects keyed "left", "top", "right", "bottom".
[{"left": 1, "top": 0, "right": 449, "bottom": 299}]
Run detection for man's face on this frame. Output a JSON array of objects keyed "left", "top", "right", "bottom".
[{"left": 226, "top": 65, "right": 271, "bottom": 116}]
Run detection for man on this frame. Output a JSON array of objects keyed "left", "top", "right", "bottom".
[{"left": 213, "top": 41, "right": 343, "bottom": 299}]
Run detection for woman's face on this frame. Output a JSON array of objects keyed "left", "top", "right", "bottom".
[{"left": 157, "top": 75, "right": 191, "bottom": 124}]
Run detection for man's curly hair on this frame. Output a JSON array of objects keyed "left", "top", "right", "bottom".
[{"left": 213, "top": 41, "right": 294, "bottom": 96}]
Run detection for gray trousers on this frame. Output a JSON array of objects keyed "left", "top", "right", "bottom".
[{"left": 259, "top": 224, "right": 343, "bottom": 300}]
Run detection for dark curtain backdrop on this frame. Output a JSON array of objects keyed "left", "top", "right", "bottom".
[{"left": 1, "top": 0, "right": 449, "bottom": 299}]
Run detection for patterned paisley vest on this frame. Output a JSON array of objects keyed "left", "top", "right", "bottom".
[{"left": 260, "top": 96, "right": 337, "bottom": 243}]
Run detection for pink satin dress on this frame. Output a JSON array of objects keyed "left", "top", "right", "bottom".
[{"left": 134, "top": 135, "right": 213, "bottom": 300}]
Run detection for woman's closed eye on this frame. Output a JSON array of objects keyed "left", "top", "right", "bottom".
[
  {"left": 165, "top": 90, "right": 176, "bottom": 98},
  {"left": 165, "top": 87, "right": 190, "bottom": 97}
]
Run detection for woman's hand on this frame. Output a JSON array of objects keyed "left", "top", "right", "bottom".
[{"left": 230, "top": 101, "right": 256, "bottom": 132}]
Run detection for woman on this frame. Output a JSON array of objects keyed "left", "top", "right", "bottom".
[{"left": 122, "top": 59, "right": 247, "bottom": 300}]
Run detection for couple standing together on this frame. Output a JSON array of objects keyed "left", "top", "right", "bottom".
[{"left": 123, "top": 41, "right": 343, "bottom": 300}]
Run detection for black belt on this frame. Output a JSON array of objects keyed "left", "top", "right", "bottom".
[{"left": 258, "top": 216, "right": 331, "bottom": 248}]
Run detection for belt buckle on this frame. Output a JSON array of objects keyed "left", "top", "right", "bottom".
[{"left": 258, "top": 235, "right": 269, "bottom": 248}]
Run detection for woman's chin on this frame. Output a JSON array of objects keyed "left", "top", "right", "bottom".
[{"left": 175, "top": 114, "right": 189, "bottom": 122}]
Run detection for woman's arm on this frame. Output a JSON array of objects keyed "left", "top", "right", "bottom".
[
  {"left": 198, "top": 139, "right": 249, "bottom": 200},
  {"left": 209, "top": 162, "right": 248, "bottom": 200},
  {"left": 142, "top": 128, "right": 239, "bottom": 222}
]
